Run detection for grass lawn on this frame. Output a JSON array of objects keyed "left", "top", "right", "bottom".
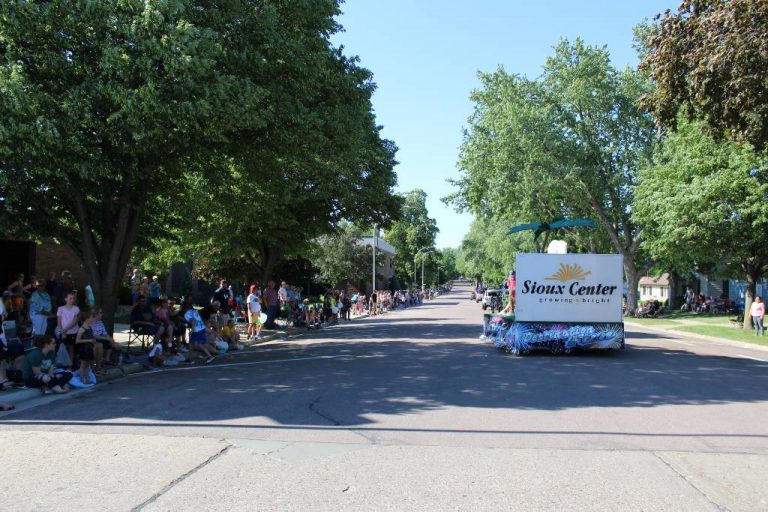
[
  {"left": 675, "top": 325, "right": 768, "bottom": 346},
  {"left": 678, "top": 315, "right": 736, "bottom": 325}
]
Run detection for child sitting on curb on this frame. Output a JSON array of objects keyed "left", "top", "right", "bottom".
[
  {"left": 220, "top": 319, "right": 244, "bottom": 351},
  {"left": 206, "top": 320, "right": 229, "bottom": 355},
  {"left": 147, "top": 337, "right": 167, "bottom": 369},
  {"left": 23, "top": 335, "right": 71, "bottom": 394}
]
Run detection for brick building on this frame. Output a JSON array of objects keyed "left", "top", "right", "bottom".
[{"left": 0, "top": 238, "right": 88, "bottom": 291}]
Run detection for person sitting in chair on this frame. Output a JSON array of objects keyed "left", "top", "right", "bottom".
[{"left": 130, "top": 296, "right": 165, "bottom": 341}]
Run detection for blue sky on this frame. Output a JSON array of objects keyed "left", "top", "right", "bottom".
[{"left": 333, "top": 0, "right": 678, "bottom": 249}]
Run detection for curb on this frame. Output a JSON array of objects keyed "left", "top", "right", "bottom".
[
  {"left": 623, "top": 320, "right": 768, "bottom": 354},
  {"left": 0, "top": 361, "right": 146, "bottom": 409},
  {"left": 1, "top": 314, "right": 374, "bottom": 410}
]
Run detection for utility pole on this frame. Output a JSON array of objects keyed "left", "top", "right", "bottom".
[
  {"left": 414, "top": 246, "right": 434, "bottom": 293},
  {"left": 372, "top": 225, "right": 377, "bottom": 295},
  {"left": 421, "top": 257, "right": 425, "bottom": 292}
]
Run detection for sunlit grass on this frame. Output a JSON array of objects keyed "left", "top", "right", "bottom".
[{"left": 675, "top": 325, "right": 768, "bottom": 346}]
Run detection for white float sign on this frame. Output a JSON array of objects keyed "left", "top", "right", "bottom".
[{"left": 515, "top": 253, "right": 623, "bottom": 323}]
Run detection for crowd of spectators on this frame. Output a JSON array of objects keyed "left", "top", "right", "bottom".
[
  {"left": 1, "top": 268, "right": 433, "bottom": 409},
  {"left": 1, "top": 270, "right": 123, "bottom": 404}
]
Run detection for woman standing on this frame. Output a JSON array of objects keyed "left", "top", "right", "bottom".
[
  {"left": 56, "top": 291, "right": 80, "bottom": 365},
  {"left": 751, "top": 296, "right": 765, "bottom": 336}
]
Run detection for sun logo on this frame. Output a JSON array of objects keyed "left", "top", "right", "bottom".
[{"left": 545, "top": 263, "right": 592, "bottom": 282}]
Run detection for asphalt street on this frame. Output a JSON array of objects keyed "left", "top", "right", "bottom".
[{"left": 2, "top": 283, "right": 768, "bottom": 511}]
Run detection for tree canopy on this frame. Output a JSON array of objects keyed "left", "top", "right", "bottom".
[
  {"left": 642, "top": 0, "right": 768, "bottom": 150},
  {"left": 449, "top": 39, "right": 656, "bottom": 312},
  {"left": 386, "top": 189, "right": 438, "bottom": 288},
  {"left": 311, "top": 222, "right": 377, "bottom": 292},
  {"left": 634, "top": 117, "right": 768, "bottom": 324},
  {"left": 455, "top": 215, "right": 535, "bottom": 286},
  {"left": 0, "top": 0, "right": 398, "bottom": 327}
]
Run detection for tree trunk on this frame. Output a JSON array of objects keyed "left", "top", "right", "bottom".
[
  {"left": 667, "top": 271, "right": 680, "bottom": 310},
  {"left": 257, "top": 243, "right": 280, "bottom": 284},
  {"left": 71, "top": 185, "right": 145, "bottom": 334},
  {"left": 743, "top": 266, "right": 761, "bottom": 329},
  {"left": 624, "top": 263, "right": 642, "bottom": 317},
  {"left": 584, "top": 192, "right": 648, "bottom": 317}
]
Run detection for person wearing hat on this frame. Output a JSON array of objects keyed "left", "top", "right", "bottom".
[{"left": 246, "top": 284, "right": 263, "bottom": 340}]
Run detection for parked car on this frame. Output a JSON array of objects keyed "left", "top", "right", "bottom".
[{"left": 481, "top": 289, "right": 504, "bottom": 311}]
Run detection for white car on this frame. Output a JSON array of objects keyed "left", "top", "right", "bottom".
[{"left": 481, "top": 289, "right": 504, "bottom": 311}]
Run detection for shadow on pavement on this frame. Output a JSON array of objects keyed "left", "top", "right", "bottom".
[{"left": 4, "top": 324, "right": 768, "bottom": 429}]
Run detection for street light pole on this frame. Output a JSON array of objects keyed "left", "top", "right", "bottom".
[
  {"left": 421, "top": 257, "right": 425, "bottom": 292},
  {"left": 372, "top": 225, "right": 377, "bottom": 295},
  {"left": 414, "top": 246, "right": 434, "bottom": 292}
]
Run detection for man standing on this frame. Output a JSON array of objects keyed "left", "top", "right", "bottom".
[
  {"left": 370, "top": 290, "right": 378, "bottom": 316},
  {"left": 129, "top": 269, "right": 142, "bottom": 305},
  {"left": 149, "top": 275, "right": 162, "bottom": 300},
  {"left": 262, "top": 280, "right": 279, "bottom": 330},
  {"left": 212, "top": 279, "right": 232, "bottom": 315}
]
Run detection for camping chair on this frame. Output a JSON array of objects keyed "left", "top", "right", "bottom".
[
  {"left": 2, "top": 320, "right": 34, "bottom": 350},
  {"left": 126, "top": 324, "right": 153, "bottom": 353}
]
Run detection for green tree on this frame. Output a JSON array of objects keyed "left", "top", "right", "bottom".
[
  {"left": 387, "top": 189, "right": 439, "bottom": 287},
  {"left": 0, "top": 1, "right": 397, "bottom": 327},
  {"left": 634, "top": 117, "right": 768, "bottom": 326},
  {"left": 435, "top": 247, "right": 459, "bottom": 284},
  {"left": 642, "top": 0, "right": 768, "bottom": 150},
  {"left": 455, "top": 215, "right": 535, "bottom": 286},
  {"left": 312, "top": 223, "right": 377, "bottom": 292},
  {"left": 449, "top": 39, "right": 656, "bottom": 313}
]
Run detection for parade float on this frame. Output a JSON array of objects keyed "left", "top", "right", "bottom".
[{"left": 484, "top": 252, "right": 625, "bottom": 354}]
